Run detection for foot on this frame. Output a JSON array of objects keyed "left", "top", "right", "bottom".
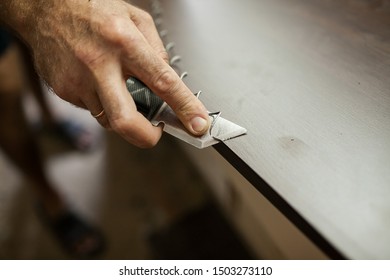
[
  {"left": 37, "top": 204, "right": 105, "bottom": 258},
  {"left": 37, "top": 119, "right": 94, "bottom": 152}
]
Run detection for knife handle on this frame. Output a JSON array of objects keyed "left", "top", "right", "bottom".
[{"left": 126, "top": 77, "right": 164, "bottom": 120}]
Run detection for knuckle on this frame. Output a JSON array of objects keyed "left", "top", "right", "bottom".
[
  {"left": 109, "top": 115, "right": 132, "bottom": 135},
  {"left": 103, "top": 17, "right": 124, "bottom": 37},
  {"left": 104, "top": 18, "right": 133, "bottom": 46},
  {"left": 74, "top": 41, "right": 106, "bottom": 70},
  {"left": 95, "top": 17, "right": 139, "bottom": 49},
  {"left": 151, "top": 70, "right": 178, "bottom": 95},
  {"left": 139, "top": 10, "right": 154, "bottom": 24},
  {"left": 131, "top": 9, "right": 154, "bottom": 26},
  {"left": 74, "top": 19, "right": 140, "bottom": 69},
  {"left": 109, "top": 115, "right": 158, "bottom": 148}
]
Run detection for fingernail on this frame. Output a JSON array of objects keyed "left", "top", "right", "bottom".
[{"left": 190, "top": 117, "right": 208, "bottom": 133}]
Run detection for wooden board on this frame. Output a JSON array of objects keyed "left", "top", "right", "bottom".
[{"left": 140, "top": 0, "right": 390, "bottom": 259}]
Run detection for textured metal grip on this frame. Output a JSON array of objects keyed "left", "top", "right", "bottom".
[{"left": 126, "top": 77, "right": 164, "bottom": 120}]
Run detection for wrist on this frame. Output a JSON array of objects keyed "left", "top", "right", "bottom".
[{"left": 0, "top": 0, "right": 43, "bottom": 41}]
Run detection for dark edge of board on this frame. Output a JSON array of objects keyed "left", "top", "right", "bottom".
[{"left": 213, "top": 142, "right": 346, "bottom": 260}]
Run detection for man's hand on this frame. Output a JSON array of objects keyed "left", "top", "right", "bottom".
[{"left": 0, "top": 0, "right": 210, "bottom": 148}]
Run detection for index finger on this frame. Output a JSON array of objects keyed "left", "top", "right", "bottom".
[
  {"left": 124, "top": 6, "right": 210, "bottom": 136},
  {"left": 130, "top": 48, "right": 211, "bottom": 136},
  {"left": 129, "top": 6, "right": 169, "bottom": 63}
]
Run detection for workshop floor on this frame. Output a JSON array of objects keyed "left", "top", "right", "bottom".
[{"left": 0, "top": 91, "right": 253, "bottom": 260}]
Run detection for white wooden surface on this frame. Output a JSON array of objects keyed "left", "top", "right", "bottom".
[{"left": 141, "top": 0, "right": 390, "bottom": 259}]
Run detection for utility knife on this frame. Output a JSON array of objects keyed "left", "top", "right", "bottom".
[{"left": 126, "top": 77, "right": 247, "bottom": 149}]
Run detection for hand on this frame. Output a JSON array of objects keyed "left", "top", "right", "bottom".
[{"left": 2, "top": 0, "right": 210, "bottom": 148}]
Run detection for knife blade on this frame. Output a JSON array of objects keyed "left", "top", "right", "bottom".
[{"left": 126, "top": 77, "right": 247, "bottom": 149}]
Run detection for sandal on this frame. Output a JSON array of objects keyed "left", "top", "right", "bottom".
[{"left": 37, "top": 206, "right": 105, "bottom": 259}]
